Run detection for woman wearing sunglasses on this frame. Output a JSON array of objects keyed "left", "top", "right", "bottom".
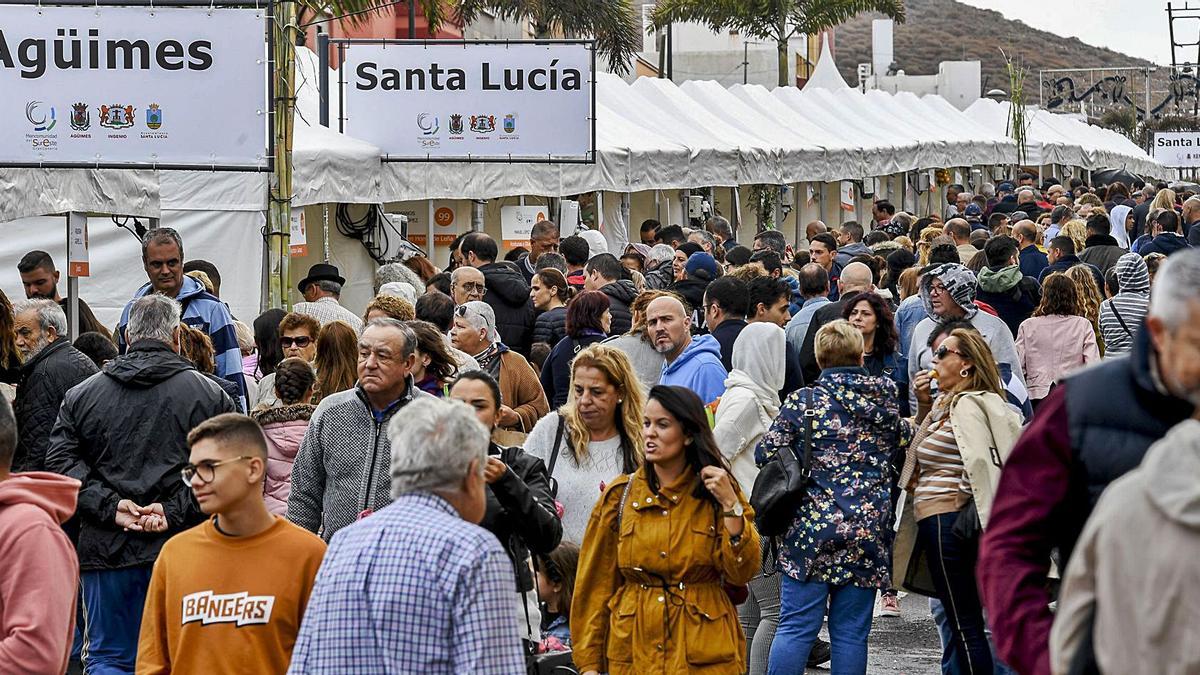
[
  {"left": 894, "top": 327, "right": 1023, "bottom": 675},
  {"left": 253, "top": 313, "right": 319, "bottom": 409}
]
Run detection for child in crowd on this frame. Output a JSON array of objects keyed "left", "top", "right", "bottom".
[{"left": 535, "top": 542, "right": 580, "bottom": 653}]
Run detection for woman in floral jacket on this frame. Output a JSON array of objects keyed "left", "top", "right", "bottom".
[{"left": 756, "top": 320, "right": 912, "bottom": 675}]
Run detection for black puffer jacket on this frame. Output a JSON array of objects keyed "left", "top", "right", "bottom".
[
  {"left": 12, "top": 339, "right": 98, "bottom": 473},
  {"left": 600, "top": 279, "right": 638, "bottom": 336},
  {"left": 45, "top": 340, "right": 235, "bottom": 571},
  {"left": 480, "top": 442, "right": 563, "bottom": 593},
  {"left": 481, "top": 262, "right": 536, "bottom": 355},
  {"left": 671, "top": 278, "right": 710, "bottom": 327},
  {"left": 532, "top": 306, "right": 567, "bottom": 347}
]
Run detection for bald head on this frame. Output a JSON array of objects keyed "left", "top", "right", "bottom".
[
  {"left": 944, "top": 218, "right": 971, "bottom": 243},
  {"left": 806, "top": 220, "right": 828, "bottom": 241},
  {"left": 1013, "top": 220, "right": 1038, "bottom": 247},
  {"left": 645, "top": 295, "right": 691, "bottom": 361},
  {"left": 838, "top": 262, "right": 874, "bottom": 295}
]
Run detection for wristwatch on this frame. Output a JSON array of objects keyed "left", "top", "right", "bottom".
[{"left": 722, "top": 502, "right": 744, "bottom": 518}]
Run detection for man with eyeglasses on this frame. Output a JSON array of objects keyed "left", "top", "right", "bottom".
[
  {"left": 136, "top": 413, "right": 325, "bottom": 674},
  {"left": 253, "top": 313, "right": 320, "bottom": 409},
  {"left": 905, "top": 263, "right": 1025, "bottom": 417},
  {"left": 450, "top": 266, "right": 487, "bottom": 306},
  {"left": 45, "top": 294, "right": 235, "bottom": 675}
]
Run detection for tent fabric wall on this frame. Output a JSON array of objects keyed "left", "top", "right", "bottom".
[
  {"left": 0, "top": 168, "right": 160, "bottom": 223},
  {"left": 0, "top": 208, "right": 265, "bottom": 330}
]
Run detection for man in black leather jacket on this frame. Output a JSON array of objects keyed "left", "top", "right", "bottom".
[{"left": 448, "top": 371, "right": 562, "bottom": 635}]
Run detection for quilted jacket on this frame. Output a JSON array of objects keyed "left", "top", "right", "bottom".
[
  {"left": 12, "top": 339, "right": 98, "bottom": 473},
  {"left": 251, "top": 403, "right": 315, "bottom": 516}
]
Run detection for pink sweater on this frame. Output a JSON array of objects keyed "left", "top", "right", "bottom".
[
  {"left": 1015, "top": 314, "right": 1100, "bottom": 399},
  {"left": 0, "top": 472, "right": 80, "bottom": 673}
]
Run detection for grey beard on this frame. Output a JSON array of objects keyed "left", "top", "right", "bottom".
[{"left": 19, "top": 335, "right": 51, "bottom": 362}]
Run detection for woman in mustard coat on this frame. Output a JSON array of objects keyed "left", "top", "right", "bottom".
[{"left": 572, "top": 385, "right": 761, "bottom": 675}]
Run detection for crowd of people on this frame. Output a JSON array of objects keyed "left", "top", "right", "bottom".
[{"left": 0, "top": 172, "right": 1198, "bottom": 675}]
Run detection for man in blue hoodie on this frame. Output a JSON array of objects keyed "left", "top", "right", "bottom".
[
  {"left": 116, "top": 229, "right": 246, "bottom": 409},
  {"left": 647, "top": 296, "right": 728, "bottom": 405}
]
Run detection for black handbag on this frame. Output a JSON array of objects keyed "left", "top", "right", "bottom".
[
  {"left": 750, "top": 388, "right": 816, "bottom": 538},
  {"left": 525, "top": 645, "right": 577, "bottom": 675}
]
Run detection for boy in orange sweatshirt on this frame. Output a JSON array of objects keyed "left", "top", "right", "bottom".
[
  {"left": 0, "top": 395, "right": 81, "bottom": 673},
  {"left": 135, "top": 413, "right": 326, "bottom": 675}
]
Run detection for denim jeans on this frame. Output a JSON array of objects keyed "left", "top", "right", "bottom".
[
  {"left": 931, "top": 598, "right": 1015, "bottom": 675},
  {"left": 918, "top": 512, "right": 993, "bottom": 675},
  {"left": 768, "top": 575, "right": 875, "bottom": 675}
]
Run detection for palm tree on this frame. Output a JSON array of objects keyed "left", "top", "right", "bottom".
[
  {"left": 452, "top": 0, "right": 641, "bottom": 75},
  {"left": 648, "top": 0, "right": 906, "bottom": 87}
]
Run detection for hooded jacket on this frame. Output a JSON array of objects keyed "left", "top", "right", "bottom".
[
  {"left": 643, "top": 263, "right": 674, "bottom": 291},
  {"left": 670, "top": 278, "right": 709, "bottom": 322},
  {"left": 1051, "top": 420, "right": 1200, "bottom": 675},
  {"left": 1107, "top": 204, "right": 1133, "bottom": 249},
  {"left": 0, "top": 472, "right": 80, "bottom": 674},
  {"left": 480, "top": 443, "right": 563, "bottom": 594},
  {"left": 45, "top": 340, "right": 236, "bottom": 570},
  {"left": 12, "top": 339, "right": 98, "bottom": 473},
  {"left": 1099, "top": 253, "right": 1151, "bottom": 358},
  {"left": 660, "top": 334, "right": 728, "bottom": 405},
  {"left": 976, "top": 265, "right": 1041, "bottom": 338},
  {"left": 1079, "top": 233, "right": 1127, "bottom": 275},
  {"left": 117, "top": 275, "right": 246, "bottom": 406},
  {"left": 251, "top": 403, "right": 316, "bottom": 516},
  {"left": 906, "top": 264, "right": 1025, "bottom": 415},
  {"left": 480, "top": 262, "right": 536, "bottom": 355},
  {"left": 713, "top": 323, "right": 785, "bottom": 493},
  {"left": 599, "top": 279, "right": 637, "bottom": 336}
]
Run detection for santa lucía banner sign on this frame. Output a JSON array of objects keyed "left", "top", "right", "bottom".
[
  {"left": 0, "top": 2, "right": 269, "bottom": 170},
  {"left": 338, "top": 40, "right": 595, "bottom": 163}
]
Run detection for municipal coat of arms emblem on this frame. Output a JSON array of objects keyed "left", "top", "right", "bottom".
[{"left": 70, "top": 103, "right": 90, "bottom": 131}]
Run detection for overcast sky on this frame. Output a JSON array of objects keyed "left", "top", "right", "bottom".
[{"left": 955, "top": 0, "right": 1176, "bottom": 66}]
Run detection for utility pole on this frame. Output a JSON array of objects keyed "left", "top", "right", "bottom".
[{"left": 743, "top": 41, "right": 749, "bottom": 84}]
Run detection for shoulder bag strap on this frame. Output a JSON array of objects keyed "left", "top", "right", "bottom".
[
  {"left": 801, "top": 387, "right": 816, "bottom": 479},
  {"left": 548, "top": 416, "right": 565, "bottom": 477},
  {"left": 1110, "top": 301, "right": 1133, "bottom": 338}
]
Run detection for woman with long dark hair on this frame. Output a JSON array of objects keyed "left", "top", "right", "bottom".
[
  {"left": 540, "top": 290, "right": 611, "bottom": 408},
  {"left": 252, "top": 308, "right": 287, "bottom": 380},
  {"left": 405, "top": 319, "right": 460, "bottom": 397},
  {"left": 843, "top": 292, "right": 907, "bottom": 414},
  {"left": 573, "top": 385, "right": 760, "bottom": 675}
]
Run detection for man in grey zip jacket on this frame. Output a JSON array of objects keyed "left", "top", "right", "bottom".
[{"left": 288, "top": 319, "right": 434, "bottom": 540}]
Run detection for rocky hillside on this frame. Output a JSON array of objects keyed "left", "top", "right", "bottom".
[{"left": 833, "top": 0, "right": 1161, "bottom": 96}]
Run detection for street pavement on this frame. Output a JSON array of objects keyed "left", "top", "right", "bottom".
[{"left": 803, "top": 593, "right": 943, "bottom": 674}]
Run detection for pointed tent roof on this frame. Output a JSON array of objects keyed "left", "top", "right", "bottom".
[{"left": 804, "top": 33, "right": 850, "bottom": 91}]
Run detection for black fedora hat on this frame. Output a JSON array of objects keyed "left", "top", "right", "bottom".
[{"left": 298, "top": 263, "right": 346, "bottom": 293}]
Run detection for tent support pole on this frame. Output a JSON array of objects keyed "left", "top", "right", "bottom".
[{"left": 66, "top": 213, "right": 80, "bottom": 342}]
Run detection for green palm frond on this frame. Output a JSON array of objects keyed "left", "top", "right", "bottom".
[{"left": 457, "top": 0, "right": 641, "bottom": 75}]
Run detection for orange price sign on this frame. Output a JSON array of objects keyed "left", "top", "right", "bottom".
[{"left": 434, "top": 207, "right": 455, "bottom": 227}]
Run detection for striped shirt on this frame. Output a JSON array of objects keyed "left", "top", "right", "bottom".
[
  {"left": 914, "top": 413, "right": 972, "bottom": 520},
  {"left": 1099, "top": 293, "right": 1149, "bottom": 358}
]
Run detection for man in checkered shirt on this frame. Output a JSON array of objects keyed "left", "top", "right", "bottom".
[{"left": 287, "top": 397, "right": 525, "bottom": 674}]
